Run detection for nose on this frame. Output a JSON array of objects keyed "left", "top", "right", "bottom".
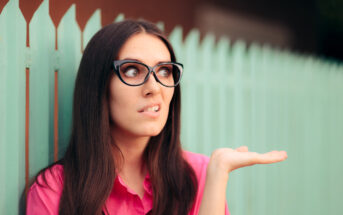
[{"left": 142, "top": 72, "right": 161, "bottom": 96}]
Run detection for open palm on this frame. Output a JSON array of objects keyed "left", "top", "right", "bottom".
[
  {"left": 199, "top": 146, "right": 288, "bottom": 215},
  {"left": 209, "top": 146, "right": 288, "bottom": 173}
]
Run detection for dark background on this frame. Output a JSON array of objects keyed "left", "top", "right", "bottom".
[{"left": 1, "top": 0, "right": 342, "bottom": 61}]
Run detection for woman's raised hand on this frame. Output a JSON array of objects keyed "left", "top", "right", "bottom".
[
  {"left": 199, "top": 147, "right": 287, "bottom": 215},
  {"left": 208, "top": 146, "right": 288, "bottom": 175}
]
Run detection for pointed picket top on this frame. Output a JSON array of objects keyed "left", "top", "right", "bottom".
[
  {"left": 215, "top": 36, "right": 230, "bottom": 64},
  {"left": 231, "top": 39, "right": 247, "bottom": 76},
  {"left": 278, "top": 47, "right": 292, "bottom": 90},
  {"left": 57, "top": 3, "right": 82, "bottom": 158},
  {"left": 58, "top": 4, "right": 78, "bottom": 34},
  {"left": 183, "top": 28, "right": 200, "bottom": 78},
  {"left": 247, "top": 42, "right": 262, "bottom": 59},
  {"left": 200, "top": 32, "right": 216, "bottom": 49},
  {"left": 231, "top": 39, "right": 247, "bottom": 58},
  {"left": 308, "top": 56, "right": 323, "bottom": 94},
  {"left": 312, "top": 58, "right": 322, "bottom": 87},
  {"left": 0, "top": 0, "right": 26, "bottom": 213},
  {"left": 168, "top": 25, "right": 183, "bottom": 62},
  {"left": 183, "top": 28, "right": 200, "bottom": 81},
  {"left": 199, "top": 32, "right": 216, "bottom": 75},
  {"left": 3, "top": 0, "right": 18, "bottom": 8},
  {"left": 0, "top": 0, "right": 10, "bottom": 69},
  {"left": 215, "top": 38, "right": 230, "bottom": 74},
  {"left": 217, "top": 36, "right": 230, "bottom": 46},
  {"left": 156, "top": 21, "right": 164, "bottom": 31},
  {"left": 247, "top": 42, "right": 263, "bottom": 90},
  {"left": 114, "top": 13, "right": 124, "bottom": 22},
  {"left": 216, "top": 37, "right": 230, "bottom": 75},
  {"left": 57, "top": 3, "right": 81, "bottom": 70},
  {"left": 184, "top": 28, "right": 200, "bottom": 50},
  {"left": 247, "top": 42, "right": 263, "bottom": 77},
  {"left": 168, "top": 25, "right": 183, "bottom": 42},
  {"left": 0, "top": 0, "right": 10, "bottom": 15},
  {"left": 29, "top": 0, "right": 55, "bottom": 177},
  {"left": 83, "top": 8, "right": 101, "bottom": 50},
  {"left": 264, "top": 47, "right": 279, "bottom": 88},
  {"left": 260, "top": 43, "right": 273, "bottom": 75},
  {"left": 303, "top": 56, "right": 315, "bottom": 77},
  {"left": 30, "top": 0, "right": 53, "bottom": 32}
]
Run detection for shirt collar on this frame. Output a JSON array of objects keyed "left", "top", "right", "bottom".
[{"left": 114, "top": 172, "right": 153, "bottom": 196}]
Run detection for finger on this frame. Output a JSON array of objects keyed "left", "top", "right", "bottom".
[
  {"left": 236, "top": 146, "right": 249, "bottom": 152},
  {"left": 255, "top": 151, "right": 288, "bottom": 164}
]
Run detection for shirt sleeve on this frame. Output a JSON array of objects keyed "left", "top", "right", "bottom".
[
  {"left": 225, "top": 202, "right": 230, "bottom": 215},
  {"left": 183, "top": 151, "right": 231, "bottom": 215},
  {"left": 26, "top": 165, "right": 63, "bottom": 215}
]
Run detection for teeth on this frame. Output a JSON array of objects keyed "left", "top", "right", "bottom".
[{"left": 145, "top": 105, "right": 159, "bottom": 112}]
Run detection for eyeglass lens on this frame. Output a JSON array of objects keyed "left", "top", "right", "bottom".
[{"left": 118, "top": 62, "right": 181, "bottom": 87}]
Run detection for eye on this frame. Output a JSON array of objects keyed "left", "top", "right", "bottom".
[
  {"left": 157, "top": 66, "right": 172, "bottom": 77},
  {"left": 123, "top": 66, "right": 139, "bottom": 77}
]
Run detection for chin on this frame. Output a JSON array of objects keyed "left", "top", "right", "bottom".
[
  {"left": 138, "top": 126, "right": 164, "bottom": 137},
  {"left": 144, "top": 129, "right": 163, "bottom": 137}
]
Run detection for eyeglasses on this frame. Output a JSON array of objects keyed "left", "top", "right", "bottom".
[{"left": 113, "top": 60, "right": 183, "bottom": 87}]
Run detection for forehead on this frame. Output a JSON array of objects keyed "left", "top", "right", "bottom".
[{"left": 117, "top": 33, "right": 171, "bottom": 66}]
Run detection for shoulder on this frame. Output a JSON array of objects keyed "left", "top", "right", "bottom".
[
  {"left": 26, "top": 164, "right": 64, "bottom": 215},
  {"left": 182, "top": 150, "right": 209, "bottom": 179},
  {"left": 182, "top": 151, "right": 212, "bottom": 214},
  {"left": 34, "top": 164, "right": 64, "bottom": 190},
  {"left": 183, "top": 150, "right": 210, "bottom": 168}
]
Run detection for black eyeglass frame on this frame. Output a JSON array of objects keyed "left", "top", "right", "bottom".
[{"left": 113, "top": 59, "right": 183, "bottom": 87}]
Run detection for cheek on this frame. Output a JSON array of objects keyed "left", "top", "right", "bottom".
[
  {"left": 162, "top": 89, "right": 175, "bottom": 118},
  {"left": 108, "top": 78, "right": 135, "bottom": 123},
  {"left": 166, "top": 87, "right": 174, "bottom": 101},
  {"left": 109, "top": 96, "right": 124, "bottom": 123},
  {"left": 108, "top": 91, "right": 140, "bottom": 135}
]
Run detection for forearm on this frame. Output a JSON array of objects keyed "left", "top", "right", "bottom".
[{"left": 199, "top": 164, "right": 229, "bottom": 215}]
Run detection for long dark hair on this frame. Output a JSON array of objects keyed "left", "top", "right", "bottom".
[{"left": 34, "top": 20, "right": 198, "bottom": 215}]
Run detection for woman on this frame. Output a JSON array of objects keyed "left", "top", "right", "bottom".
[{"left": 26, "top": 19, "right": 287, "bottom": 215}]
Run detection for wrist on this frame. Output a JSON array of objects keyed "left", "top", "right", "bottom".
[{"left": 206, "top": 158, "right": 229, "bottom": 182}]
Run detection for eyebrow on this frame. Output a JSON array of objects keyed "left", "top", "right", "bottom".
[{"left": 122, "top": 58, "right": 172, "bottom": 65}]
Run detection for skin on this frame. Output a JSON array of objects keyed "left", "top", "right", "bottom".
[
  {"left": 108, "top": 32, "right": 288, "bottom": 210},
  {"left": 199, "top": 147, "right": 288, "bottom": 215},
  {"left": 108, "top": 32, "right": 174, "bottom": 198}
]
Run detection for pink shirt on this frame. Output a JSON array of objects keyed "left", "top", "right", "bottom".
[{"left": 27, "top": 151, "right": 230, "bottom": 215}]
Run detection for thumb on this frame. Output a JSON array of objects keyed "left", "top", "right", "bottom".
[{"left": 235, "top": 146, "right": 249, "bottom": 152}]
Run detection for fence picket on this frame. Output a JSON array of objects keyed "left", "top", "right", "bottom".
[
  {"left": 168, "top": 26, "right": 190, "bottom": 148},
  {"left": 168, "top": 25, "right": 183, "bottom": 60},
  {"left": 113, "top": 13, "right": 124, "bottom": 22},
  {"left": 199, "top": 33, "right": 216, "bottom": 155},
  {"left": 182, "top": 29, "right": 200, "bottom": 152},
  {"left": 0, "top": 0, "right": 26, "bottom": 214},
  {"left": 215, "top": 37, "right": 230, "bottom": 149},
  {"left": 83, "top": 9, "right": 101, "bottom": 50},
  {"left": 57, "top": 4, "right": 82, "bottom": 158},
  {"left": 231, "top": 40, "right": 249, "bottom": 215},
  {"left": 29, "top": 0, "right": 55, "bottom": 180}
]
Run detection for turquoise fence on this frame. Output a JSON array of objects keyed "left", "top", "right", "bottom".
[{"left": 1, "top": 0, "right": 343, "bottom": 214}]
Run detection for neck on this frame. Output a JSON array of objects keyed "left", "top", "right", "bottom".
[{"left": 111, "top": 126, "right": 150, "bottom": 175}]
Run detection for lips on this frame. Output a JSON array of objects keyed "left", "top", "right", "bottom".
[{"left": 138, "top": 103, "right": 161, "bottom": 113}]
